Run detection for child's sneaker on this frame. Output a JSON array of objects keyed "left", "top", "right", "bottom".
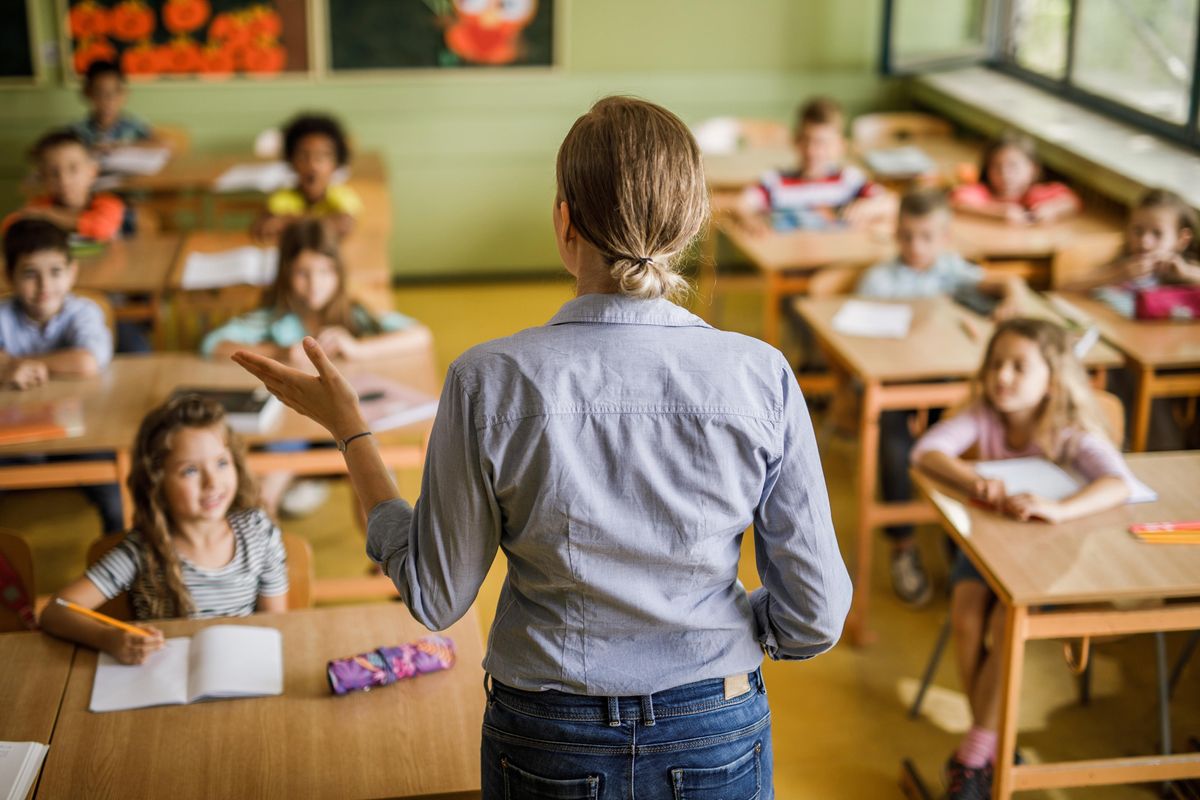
[
  {"left": 280, "top": 479, "right": 331, "bottom": 518},
  {"left": 943, "top": 755, "right": 993, "bottom": 800},
  {"left": 891, "top": 547, "right": 933, "bottom": 607}
]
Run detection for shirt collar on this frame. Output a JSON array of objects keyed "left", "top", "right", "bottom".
[{"left": 547, "top": 293, "right": 712, "bottom": 329}]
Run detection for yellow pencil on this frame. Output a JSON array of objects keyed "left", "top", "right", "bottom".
[{"left": 54, "top": 597, "right": 155, "bottom": 638}]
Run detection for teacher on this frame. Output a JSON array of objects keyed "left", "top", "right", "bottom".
[{"left": 234, "top": 96, "right": 851, "bottom": 799}]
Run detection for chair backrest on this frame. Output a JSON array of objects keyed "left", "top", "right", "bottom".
[
  {"left": 85, "top": 529, "right": 314, "bottom": 617},
  {"left": 1050, "top": 233, "right": 1126, "bottom": 289},
  {"left": 154, "top": 124, "right": 191, "bottom": 155},
  {"left": 282, "top": 532, "right": 313, "bottom": 610},
  {"left": 0, "top": 529, "right": 35, "bottom": 633},
  {"left": 851, "top": 112, "right": 954, "bottom": 151}
]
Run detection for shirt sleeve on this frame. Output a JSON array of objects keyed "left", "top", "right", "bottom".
[
  {"left": 266, "top": 190, "right": 304, "bottom": 216},
  {"left": 255, "top": 513, "right": 290, "bottom": 598},
  {"left": 376, "top": 311, "right": 416, "bottom": 332},
  {"left": 944, "top": 254, "right": 986, "bottom": 290},
  {"left": 749, "top": 355, "right": 852, "bottom": 660},
  {"left": 1024, "top": 182, "right": 1079, "bottom": 211},
  {"left": 366, "top": 363, "right": 503, "bottom": 632},
  {"left": 75, "top": 194, "right": 125, "bottom": 242},
  {"left": 911, "top": 407, "right": 985, "bottom": 462},
  {"left": 1067, "top": 431, "right": 1136, "bottom": 486},
  {"left": 855, "top": 263, "right": 895, "bottom": 298},
  {"left": 64, "top": 297, "right": 114, "bottom": 368},
  {"left": 85, "top": 537, "right": 142, "bottom": 600},
  {"left": 740, "top": 183, "right": 770, "bottom": 213},
  {"left": 199, "top": 310, "right": 272, "bottom": 357},
  {"left": 951, "top": 183, "right": 994, "bottom": 207},
  {"left": 127, "top": 116, "right": 153, "bottom": 141},
  {"left": 328, "top": 185, "right": 363, "bottom": 217}
]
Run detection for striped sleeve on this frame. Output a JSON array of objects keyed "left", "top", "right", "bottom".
[
  {"left": 85, "top": 536, "right": 143, "bottom": 600},
  {"left": 253, "top": 512, "right": 289, "bottom": 598}
]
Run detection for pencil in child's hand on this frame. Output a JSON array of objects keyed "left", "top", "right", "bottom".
[{"left": 54, "top": 597, "right": 155, "bottom": 638}]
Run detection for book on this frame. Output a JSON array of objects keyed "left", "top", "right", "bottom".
[
  {"left": 0, "top": 742, "right": 47, "bottom": 800},
  {"left": 0, "top": 399, "right": 84, "bottom": 446},
  {"left": 832, "top": 299, "right": 913, "bottom": 339},
  {"left": 89, "top": 625, "right": 283, "bottom": 713},
  {"left": 99, "top": 146, "right": 171, "bottom": 176},
  {"left": 170, "top": 387, "right": 283, "bottom": 434},
  {"left": 865, "top": 146, "right": 935, "bottom": 178},
  {"left": 350, "top": 374, "right": 439, "bottom": 432},
  {"left": 179, "top": 246, "right": 279, "bottom": 290},
  {"left": 212, "top": 161, "right": 297, "bottom": 193},
  {"left": 974, "top": 456, "right": 1158, "bottom": 505}
]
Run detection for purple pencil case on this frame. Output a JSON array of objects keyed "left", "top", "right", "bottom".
[{"left": 326, "top": 635, "right": 456, "bottom": 695}]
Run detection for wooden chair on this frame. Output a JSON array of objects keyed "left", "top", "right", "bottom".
[
  {"left": 85, "top": 529, "right": 314, "bottom": 618},
  {"left": 851, "top": 112, "right": 953, "bottom": 151},
  {"left": 0, "top": 529, "right": 36, "bottom": 632}
]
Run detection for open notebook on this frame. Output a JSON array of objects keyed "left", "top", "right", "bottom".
[
  {"left": 99, "top": 146, "right": 171, "bottom": 176},
  {"left": 180, "top": 246, "right": 279, "bottom": 290},
  {"left": 832, "top": 299, "right": 913, "bottom": 339},
  {"left": 90, "top": 625, "right": 283, "bottom": 713},
  {"left": 0, "top": 742, "right": 47, "bottom": 800},
  {"left": 974, "top": 457, "right": 1158, "bottom": 505}
]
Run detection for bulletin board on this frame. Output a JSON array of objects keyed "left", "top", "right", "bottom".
[
  {"left": 0, "top": 0, "right": 40, "bottom": 85},
  {"left": 327, "top": 0, "right": 557, "bottom": 73},
  {"left": 62, "top": 0, "right": 311, "bottom": 80}
]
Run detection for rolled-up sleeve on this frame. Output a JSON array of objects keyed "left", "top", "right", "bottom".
[
  {"left": 366, "top": 363, "right": 502, "bottom": 631},
  {"left": 750, "top": 358, "right": 852, "bottom": 660}
]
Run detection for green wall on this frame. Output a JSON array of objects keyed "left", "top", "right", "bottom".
[{"left": 2, "top": 0, "right": 897, "bottom": 278}]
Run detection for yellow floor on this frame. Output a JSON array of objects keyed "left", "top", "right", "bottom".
[{"left": 4, "top": 277, "right": 1197, "bottom": 798}]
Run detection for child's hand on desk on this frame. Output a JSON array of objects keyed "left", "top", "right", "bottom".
[
  {"left": 315, "top": 326, "right": 357, "bottom": 359},
  {"left": 1002, "top": 493, "right": 1062, "bottom": 523},
  {"left": 972, "top": 476, "right": 1007, "bottom": 507},
  {"left": 1004, "top": 204, "right": 1033, "bottom": 226},
  {"left": 104, "top": 625, "right": 164, "bottom": 665},
  {"left": 5, "top": 359, "right": 49, "bottom": 390}
]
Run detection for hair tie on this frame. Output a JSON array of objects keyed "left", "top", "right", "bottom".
[{"left": 634, "top": 257, "right": 653, "bottom": 267}]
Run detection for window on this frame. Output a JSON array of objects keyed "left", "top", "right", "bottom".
[{"left": 883, "top": 0, "right": 1200, "bottom": 148}]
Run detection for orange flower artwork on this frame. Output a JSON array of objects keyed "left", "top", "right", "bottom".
[
  {"left": 73, "top": 38, "right": 118, "bottom": 74},
  {"left": 69, "top": 1, "right": 110, "bottom": 39},
  {"left": 119, "top": 42, "right": 159, "bottom": 75},
  {"left": 108, "top": 1, "right": 155, "bottom": 42},
  {"left": 163, "top": 0, "right": 211, "bottom": 34}
]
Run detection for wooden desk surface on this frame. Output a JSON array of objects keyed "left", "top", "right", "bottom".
[
  {"left": 0, "top": 632, "right": 75, "bottom": 744},
  {"left": 0, "top": 350, "right": 438, "bottom": 459},
  {"left": 115, "top": 152, "right": 386, "bottom": 194},
  {"left": 35, "top": 603, "right": 485, "bottom": 799},
  {"left": 0, "top": 236, "right": 183, "bottom": 295},
  {"left": 951, "top": 208, "right": 1123, "bottom": 261},
  {"left": 914, "top": 452, "right": 1200, "bottom": 607},
  {"left": 716, "top": 215, "right": 896, "bottom": 273},
  {"left": 1047, "top": 292, "right": 1200, "bottom": 369},
  {"left": 794, "top": 294, "right": 1123, "bottom": 383}
]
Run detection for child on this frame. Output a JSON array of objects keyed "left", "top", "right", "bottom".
[
  {"left": 0, "top": 218, "right": 122, "bottom": 533},
  {"left": 4, "top": 130, "right": 126, "bottom": 243},
  {"left": 70, "top": 60, "right": 156, "bottom": 152},
  {"left": 911, "top": 318, "right": 1134, "bottom": 798},
  {"left": 202, "top": 218, "right": 431, "bottom": 515},
  {"left": 40, "top": 395, "right": 289, "bottom": 664},
  {"left": 951, "top": 131, "right": 1080, "bottom": 224},
  {"left": 252, "top": 113, "right": 361, "bottom": 242},
  {"left": 736, "top": 96, "right": 892, "bottom": 233},
  {"left": 857, "top": 189, "right": 1033, "bottom": 607}
]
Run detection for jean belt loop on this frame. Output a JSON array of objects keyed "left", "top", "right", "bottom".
[
  {"left": 483, "top": 672, "right": 494, "bottom": 703},
  {"left": 640, "top": 693, "right": 656, "bottom": 727},
  {"left": 606, "top": 696, "right": 621, "bottom": 727}
]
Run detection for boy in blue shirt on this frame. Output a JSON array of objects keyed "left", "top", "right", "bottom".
[
  {"left": 0, "top": 219, "right": 122, "bottom": 533},
  {"left": 71, "top": 61, "right": 155, "bottom": 152}
]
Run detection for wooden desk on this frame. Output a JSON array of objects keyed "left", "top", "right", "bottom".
[
  {"left": 0, "top": 351, "right": 438, "bottom": 527},
  {"left": 793, "top": 295, "right": 1124, "bottom": 644},
  {"left": 912, "top": 453, "right": 1200, "bottom": 799},
  {"left": 35, "top": 603, "right": 485, "bottom": 799},
  {"left": 0, "top": 632, "right": 75, "bottom": 744},
  {"left": 950, "top": 209, "right": 1123, "bottom": 264},
  {"left": 1048, "top": 292, "right": 1200, "bottom": 452},
  {"left": 114, "top": 151, "right": 387, "bottom": 195}
]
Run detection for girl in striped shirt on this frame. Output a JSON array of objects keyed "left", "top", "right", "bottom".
[{"left": 41, "top": 396, "right": 288, "bottom": 665}]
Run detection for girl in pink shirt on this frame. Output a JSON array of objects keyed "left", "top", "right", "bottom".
[
  {"left": 911, "top": 318, "right": 1132, "bottom": 798},
  {"left": 950, "top": 131, "right": 1080, "bottom": 225}
]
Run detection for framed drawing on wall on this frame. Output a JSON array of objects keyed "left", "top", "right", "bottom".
[
  {"left": 61, "top": 0, "right": 312, "bottom": 80},
  {"left": 327, "top": 0, "right": 558, "bottom": 73},
  {"left": 0, "top": 0, "right": 43, "bottom": 86}
]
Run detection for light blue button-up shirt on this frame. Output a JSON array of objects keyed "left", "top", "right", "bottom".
[{"left": 368, "top": 293, "right": 851, "bottom": 696}]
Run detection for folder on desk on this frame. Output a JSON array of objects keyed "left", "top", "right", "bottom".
[
  {"left": 100, "top": 146, "right": 171, "bottom": 176},
  {"left": 0, "top": 399, "right": 84, "bottom": 446},
  {"left": 90, "top": 625, "right": 283, "bottom": 713},
  {"left": 974, "top": 457, "right": 1158, "bottom": 505},
  {"left": 170, "top": 387, "right": 283, "bottom": 434}
]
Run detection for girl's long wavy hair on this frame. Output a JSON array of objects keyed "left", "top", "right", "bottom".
[
  {"left": 972, "top": 318, "right": 1110, "bottom": 461},
  {"left": 127, "top": 396, "right": 258, "bottom": 618},
  {"left": 265, "top": 218, "right": 372, "bottom": 335}
]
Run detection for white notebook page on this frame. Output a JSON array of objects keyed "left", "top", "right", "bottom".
[
  {"left": 188, "top": 626, "right": 283, "bottom": 702},
  {"left": 89, "top": 638, "right": 190, "bottom": 712}
]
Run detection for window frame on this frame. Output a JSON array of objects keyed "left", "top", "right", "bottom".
[{"left": 882, "top": 0, "right": 1200, "bottom": 150}]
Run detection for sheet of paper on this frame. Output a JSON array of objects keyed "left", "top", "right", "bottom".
[
  {"left": 0, "top": 741, "right": 48, "bottom": 800},
  {"left": 188, "top": 625, "right": 283, "bottom": 702},
  {"left": 975, "top": 456, "right": 1158, "bottom": 504},
  {"left": 865, "top": 146, "right": 935, "bottom": 177},
  {"left": 90, "top": 638, "right": 190, "bottom": 713},
  {"left": 832, "top": 299, "right": 913, "bottom": 339},
  {"left": 180, "top": 246, "right": 278, "bottom": 290},
  {"left": 100, "top": 146, "right": 171, "bottom": 176},
  {"left": 213, "top": 161, "right": 296, "bottom": 193},
  {"left": 351, "top": 374, "right": 439, "bottom": 432}
]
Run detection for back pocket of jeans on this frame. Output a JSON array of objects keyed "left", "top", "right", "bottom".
[
  {"left": 671, "top": 741, "right": 761, "bottom": 800},
  {"left": 501, "top": 756, "right": 600, "bottom": 799}
]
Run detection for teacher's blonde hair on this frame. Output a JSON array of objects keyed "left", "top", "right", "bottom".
[{"left": 555, "top": 96, "right": 709, "bottom": 301}]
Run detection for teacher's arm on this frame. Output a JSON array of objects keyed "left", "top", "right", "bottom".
[
  {"left": 750, "top": 357, "right": 853, "bottom": 660},
  {"left": 233, "top": 338, "right": 502, "bottom": 631}
]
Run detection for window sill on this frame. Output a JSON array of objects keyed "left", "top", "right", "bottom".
[{"left": 910, "top": 67, "right": 1200, "bottom": 211}]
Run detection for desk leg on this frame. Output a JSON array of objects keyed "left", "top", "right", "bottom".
[
  {"left": 847, "top": 381, "right": 881, "bottom": 646},
  {"left": 763, "top": 273, "right": 782, "bottom": 347},
  {"left": 115, "top": 449, "right": 134, "bottom": 529},
  {"left": 1132, "top": 363, "right": 1154, "bottom": 453},
  {"left": 993, "top": 604, "right": 1028, "bottom": 800}
]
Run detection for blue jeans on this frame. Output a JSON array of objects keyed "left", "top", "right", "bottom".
[{"left": 481, "top": 668, "right": 773, "bottom": 799}]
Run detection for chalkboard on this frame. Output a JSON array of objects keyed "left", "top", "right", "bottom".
[
  {"left": 0, "top": 0, "right": 37, "bottom": 81},
  {"left": 328, "top": 0, "right": 556, "bottom": 72}
]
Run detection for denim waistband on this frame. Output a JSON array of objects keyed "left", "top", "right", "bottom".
[{"left": 486, "top": 669, "right": 764, "bottom": 727}]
